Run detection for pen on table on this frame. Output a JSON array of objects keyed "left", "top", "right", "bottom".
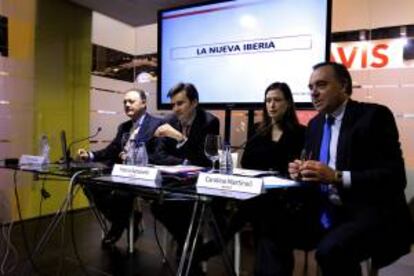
[
  {"left": 298, "top": 149, "right": 313, "bottom": 180},
  {"left": 300, "top": 149, "right": 313, "bottom": 161}
]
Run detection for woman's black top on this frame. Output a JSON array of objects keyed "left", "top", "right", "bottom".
[{"left": 241, "top": 123, "right": 306, "bottom": 175}]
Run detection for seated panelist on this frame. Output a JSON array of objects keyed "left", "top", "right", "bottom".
[
  {"left": 200, "top": 82, "right": 306, "bottom": 261},
  {"left": 78, "top": 89, "right": 163, "bottom": 165},
  {"left": 241, "top": 82, "right": 306, "bottom": 174},
  {"left": 77, "top": 88, "right": 163, "bottom": 248},
  {"left": 257, "top": 62, "right": 413, "bottom": 276},
  {"left": 153, "top": 82, "right": 220, "bottom": 167},
  {"left": 151, "top": 83, "right": 221, "bottom": 273}
]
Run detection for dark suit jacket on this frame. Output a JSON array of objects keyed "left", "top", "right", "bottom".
[
  {"left": 153, "top": 108, "right": 220, "bottom": 167},
  {"left": 306, "top": 100, "right": 413, "bottom": 267},
  {"left": 93, "top": 113, "right": 164, "bottom": 165}
]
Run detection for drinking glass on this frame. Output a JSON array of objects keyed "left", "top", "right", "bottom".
[
  {"left": 133, "top": 142, "right": 148, "bottom": 166},
  {"left": 204, "top": 134, "right": 221, "bottom": 172}
]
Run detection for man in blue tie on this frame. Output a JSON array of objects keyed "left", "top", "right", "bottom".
[{"left": 255, "top": 62, "right": 413, "bottom": 276}]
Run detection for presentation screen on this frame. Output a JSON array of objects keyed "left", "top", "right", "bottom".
[{"left": 158, "top": 0, "right": 331, "bottom": 109}]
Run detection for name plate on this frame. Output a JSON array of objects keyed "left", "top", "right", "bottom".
[
  {"left": 196, "top": 172, "right": 263, "bottom": 194},
  {"left": 111, "top": 164, "right": 161, "bottom": 182},
  {"left": 19, "top": 155, "right": 46, "bottom": 166}
]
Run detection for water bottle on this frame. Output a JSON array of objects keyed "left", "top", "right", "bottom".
[
  {"left": 39, "top": 135, "right": 50, "bottom": 164},
  {"left": 219, "top": 143, "right": 233, "bottom": 174},
  {"left": 134, "top": 142, "right": 148, "bottom": 166}
]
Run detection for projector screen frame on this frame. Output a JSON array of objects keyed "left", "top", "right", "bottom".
[{"left": 157, "top": 0, "right": 332, "bottom": 110}]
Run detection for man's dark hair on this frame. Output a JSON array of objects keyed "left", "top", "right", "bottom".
[
  {"left": 313, "top": 61, "right": 353, "bottom": 95},
  {"left": 125, "top": 88, "right": 147, "bottom": 102},
  {"left": 167, "top": 82, "right": 199, "bottom": 102}
]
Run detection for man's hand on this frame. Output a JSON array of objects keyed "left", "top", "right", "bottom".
[
  {"left": 299, "top": 160, "right": 336, "bottom": 184},
  {"left": 288, "top": 159, "right": 304, "bottom": 180},
  {"left": 119, "top": 151, "right": 127, "bottom": 162},
  {"left": 154, "top": 123, "right": 185, "bottom": 142},
  {"left": 77, "top": 148, "right": 89, "bottom": 161}
]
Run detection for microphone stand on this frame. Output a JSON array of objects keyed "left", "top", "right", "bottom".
[
  {"left": 247, "top": 109, "right": 255, "bottom": 141},
  {"left": 232, "top": 121, "right": 275, "bottom": 150},
  {"left": 224, "top": 106, "right": 233, "bottom": 144},
  {"left": 67, "top": 127, "right": 102, "bottom": 159}
]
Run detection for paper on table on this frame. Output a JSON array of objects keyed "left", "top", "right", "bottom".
[
  {"left": 154, "top": 165, "right": 204, "bottom": 174},
  {"left": 232, "top": 168, "right": 276, "bottom": 177},
  {"left": 263, "top": 176, "right": 299, "bottom": 188},
  {"left": 196, "top": 187, "right": 259, "bottom": 200}
]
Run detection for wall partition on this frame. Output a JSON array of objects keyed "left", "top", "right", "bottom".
[
  {"left": 0, "top": 0, "right": 36, "bottom": 222},
  {"left": 0, "top": 0, "right": 92, "bottom": 221},
  {"left": 331, "top": 0, "right": 414, "bottom": 203}
]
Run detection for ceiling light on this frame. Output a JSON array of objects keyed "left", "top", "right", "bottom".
[{"left": 0, "top": 100, "right": 10, "bottom": 105}]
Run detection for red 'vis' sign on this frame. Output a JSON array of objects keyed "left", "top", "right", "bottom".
[{"left": 330, "top": 39, "right": 412, "bottom": 70}]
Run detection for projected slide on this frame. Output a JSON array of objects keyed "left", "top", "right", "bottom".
[{"left": 159, "top": 0, "right": 330, "bottom": 107}]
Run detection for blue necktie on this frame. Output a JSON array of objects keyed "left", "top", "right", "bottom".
[
  {"left": 319, "top": 115, "right": 334, "bottom": 164},
  {"left": 319, "top": 115, "right": 335, "bottom": 229}
]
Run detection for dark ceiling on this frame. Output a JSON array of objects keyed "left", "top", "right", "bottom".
[{"left": 69, "top": 0, "right": 211, "bottom": 27}]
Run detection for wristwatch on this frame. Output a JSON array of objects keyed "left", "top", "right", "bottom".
[{"left": 334, "top": 170, "right": 343, "bottom": 185}]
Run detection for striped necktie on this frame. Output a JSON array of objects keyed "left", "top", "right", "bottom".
[{"left": 124, "top": 122, "right": 141, "bottom": 153}]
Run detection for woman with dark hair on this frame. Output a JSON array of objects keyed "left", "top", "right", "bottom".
[
  {"left": 199, "top": 82, "right": 306, "bottom": 263},
  {"left": 241, "top": 82, "right": 305, "bottom": 174}
]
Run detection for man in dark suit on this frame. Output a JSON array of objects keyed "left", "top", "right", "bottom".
[
  {"left": 252, "top": 61, "right": 413, "bottom": 276},
  {"left": 151, "top": 83, "right": 220, "bottom": 271},
  {"left": 153, "top": 82, "right": 219, "bottom": 167},
  {"left": 78, "top": 88, "right": 163, "bottom": 247}
]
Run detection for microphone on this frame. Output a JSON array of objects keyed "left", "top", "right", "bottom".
[
  {"left": 67, "top": 127, "right": 102, "bottom": 158},
  {"left": 232, "top": 122, "right": 275, "bottom": 150}
]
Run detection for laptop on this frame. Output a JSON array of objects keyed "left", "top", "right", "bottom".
[{"left": 60, "top": 130, "right": 108, "bottom": 170}]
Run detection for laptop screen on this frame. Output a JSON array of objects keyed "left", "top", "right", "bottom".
[{"left": 60, "top": 130, "right": 70, "bottom": 168}]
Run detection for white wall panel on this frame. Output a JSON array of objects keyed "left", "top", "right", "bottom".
[
  {"left": 90, "top": 89, "right": 124, "bottom": 112},
  {"left": 3, "top": 57, "right": 34, "bottom": 78},
  {"left": 333, "top": 0, "right": 414, "bottom": 32},
  {"left": 90, "top": 75, "right": 131, "bottom": 140},
  {"left": 88, "top": 111, "right": 126, "bottom": 151},
  {"left": 0, "top": 68, "right": 34, "bottom": 160},
  {"left": 365, "top": 88, "right": 414, "bottom": 114},
  {"left": 0, "top": 111, "right": 12, "bottom": 139},
  {"left": 399, "top": 68, "right": 414, "bottom": 83},
  {"left": 135, "top": 81, "right": 158, "bottom": 114},
  {"left": 399, "top": 119, "right": 414, "bottom": 166},
  {"left": 92, "top": 12, "right": 135, "bottom": 54},
  {"left": 134, "top": 23, "right": 157, "bottom": 55},
  {"left": 332, "top": 0, "right": 371, "bottom": 32},
  {"left": 358, "top": 68, "right": 401, "bottom": 85},
  {"left": 9, "top": 107, "right": 35, "bottom": 155},
  {"left": 90, "top": 112, "right": 127, "bottom": 138},
  {"left": 91, "top": 75, "right": 134, "bottom": 92},
  {"left": 3, "top": 76, "right": 34, "bottom": 106}
]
